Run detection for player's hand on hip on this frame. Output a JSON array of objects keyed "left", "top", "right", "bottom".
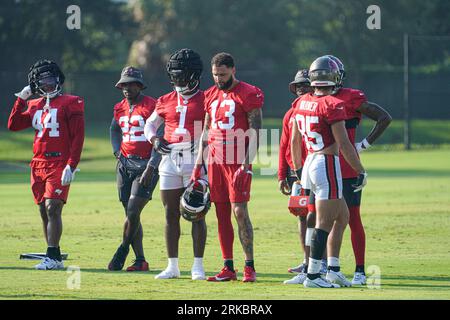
[
  {"left": 61, "top": 165, "right": 80, "bottom": 186},
  {"left": 352, "top": 171, "right": 368, "bottom": 192},
  {"left": 139, "top": 166, "right": 155, "bottom": 187},
  {"left": 15, "top": 85, "right": 33, "bottom": 100},
  {"left": 233, "top": 165, "right": 253, "bottom": 191},
  {"left": 355, "top": 138, "right": 371, "bottom": 153},
  {"left": 279, "top": 179, "right": 291, "bottom": 195},
  {"left": 153, "top": 137, "right": 171, "bottom": 155}
]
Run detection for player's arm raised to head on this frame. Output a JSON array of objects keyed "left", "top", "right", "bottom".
[
  {"left": 244, "top": 108, "right": 263, "bottom": 166},
  {"left": 332, "top": 120, "right": 364, "bottom": 173},
  {"left": 290, "top": 118, "right": 302, "bottom": 171},
  {"left": 357, "top": 101, "right": 392, "bottom": 145},
  {"left": 7, "top": 98, "right": 32, "bottom": 131}
]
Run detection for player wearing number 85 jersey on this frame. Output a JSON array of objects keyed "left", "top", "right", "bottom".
[
  {"left": 108, "top": 66, "right": 161, "bottom": 272},
  {"left": 291, "top": 56, "right": 367, "bottom": 288},
  {"left": 144, "top": 49, "right": 207, "bottom": 280},
  {"left": 8, "top": 59, "right": 85, "bottom": 270}
]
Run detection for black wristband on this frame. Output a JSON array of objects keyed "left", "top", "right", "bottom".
[{"left": 295, "top": 168, "right": 303, "bottom": 180}]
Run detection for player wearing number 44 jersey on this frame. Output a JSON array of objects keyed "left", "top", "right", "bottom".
[
  {"left": 291, "top": 56, "right": 368, "bottom": 288},
  {"left": 194, "top": 52, "right": 264, "bottom": 282},
  {"left": 8, "top": 59, "right": 85, "bottom": 270},
  {"left": 144, "top": 48, "right": 208, "bottom": 280},
  {"left": 108, "top": 66, "right": 161, "bottom": 272}
]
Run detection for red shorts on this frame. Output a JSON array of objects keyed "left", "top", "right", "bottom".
[
  {"left": 31, "top": 166, "right": 70, "bottom": 204},
  {"left": 208, "top": 163, "right": 252, "bottom": 203}
]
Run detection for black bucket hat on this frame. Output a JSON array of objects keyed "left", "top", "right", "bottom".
[{"left": 115, "top": 66, "right": 147, "bottom": 89}]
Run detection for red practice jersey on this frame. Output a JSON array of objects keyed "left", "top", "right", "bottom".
[
  {"left": 278, "top": 107, "right": 307, "bottom": 181},
  {"left": 204, "top": 81, "right": 264, "bottom": 165},
  {"left": 113, "top": 95, "right": 156, "bottom": 159},
  {"left": 8, "top": 95, "right": 85, "bottom": 169},
  {"left": 155, "top": 90, "right": 206, "bottom": 144},
  {"left": 291, "top": 92, "right": 346, "bottom": 154},
  {"left": 334, "top": 88, "right": 367, "bottom": 178}
]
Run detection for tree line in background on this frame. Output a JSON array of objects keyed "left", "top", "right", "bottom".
[
  {"left": 0, "top": 0, "right": 449, "bottom": 122},
  {"left": 0, "top": 0, "right": 449, "bottom": 74}
]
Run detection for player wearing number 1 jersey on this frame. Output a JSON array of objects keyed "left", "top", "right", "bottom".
[
  {"left": 290, "top": 56, "right": 367, "bottom": 288},
  {"left": 8, "top": 59, "right": 85, "bottom": 270},
  {"left": 144, "top": 49, "right": 207, "bottom": 280},
  {"left": 194, "top": 52, "right": 263, "bottom": 282},
  {"left": 108, "top": 67, "right": 161, "bottom": 272}
]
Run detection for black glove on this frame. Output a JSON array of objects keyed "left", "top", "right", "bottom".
[
  {"left": 113, "top": 150, "right": 121, "bottom": 159},
  {"left": 153, "top": 137, "right": 171, "bottom": 155},
  {"left": 352, "top": 172, "right": 368, "bottom": 192},
  {"left": 294, "top": 168, "right": 303, "bottom": 181}
]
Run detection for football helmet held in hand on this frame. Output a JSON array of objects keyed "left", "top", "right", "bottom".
[{"left": 180, "top": 179, "right": 210, "bottom": 222}]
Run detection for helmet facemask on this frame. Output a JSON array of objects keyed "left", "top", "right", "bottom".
[{"left": 169, "top": 69, "right": 200, "bottom": 95}]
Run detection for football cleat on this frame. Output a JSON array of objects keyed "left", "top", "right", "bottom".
[
  {"left": 35, "top": 257, "right": 64, "bottom": 270},
  {"left": 191, "top": 265, "right": 206, "bottom": 280},
  {"left": 242, "top": 266, "right": 257, "bottom": 283},
  {"left": 283, "top": 273, "right": 307, "bottom": 285},
  {"left": 304, "top": 276, "right": 340, "bottom": 288},
  {"left": 207, "top": 267, "right": 237, "bottom": 282},
  {"left": 320, "top": 259, "right": 328, "bottom": 275},
  {"left": 352, "top": 272, "right": 367, "bottom": 285},
  {"left": 126, "top": 260, "right": 149, "bottom": 272},
  {"left": 326, "top": 270, "right": 352, "bottom": 287},
  {"left": 288, "top": 263, "right": 307, "bottom": 274},
  {"left": 154, "top": 267, "right": 180, "bottom": 279},
  {"left": 108, "top": 245, "right": 129, "bottom": 271}
]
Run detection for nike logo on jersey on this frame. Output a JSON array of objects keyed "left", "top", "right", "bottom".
[
  {"left": 55, "top": 189, "right": 63, "bottom": 195},
  {"left": 256, "top": 93, "right": 262, "bottom": 98}
]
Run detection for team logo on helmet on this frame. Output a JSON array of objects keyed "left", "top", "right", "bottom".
[
  {"left": 324, "top": 55, "right": 345, "bottom": 88},
  {"left": 180, "top": 179, "right": 210, "bottom": 222},
  {"left": 167, "top": 48, "right": 203, "bottom": 95},
  {"left": 308, "top": 56, "right": 340, "bottom": 88},
  {"left": 28, "top": 59, "right": 65, "bottom": 98}
]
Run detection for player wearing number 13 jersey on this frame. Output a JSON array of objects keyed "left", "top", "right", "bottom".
[
  {"left": 194, "top": 52, "right": 263, "bottom": 282},
  {"left": 8, "top": 59, "right": 85, "bottom": 270},
  {"left": 290, "top": 56, "right": 367, "bottom": 288}
]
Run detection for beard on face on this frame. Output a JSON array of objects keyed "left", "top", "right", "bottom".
[{"left": 217, "top": 75, "right": 234, "bottom": 90}]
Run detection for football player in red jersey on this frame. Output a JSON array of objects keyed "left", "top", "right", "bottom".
[
  {"left": 291, "top": 56, "right": 368, "bottom": 288},
  {"left": 278, "top": 69, "right": 315, "bottom": 284},
  {"left": 108, "top": 66, "right": 161, "bottom": 272},
  {"left": 8, "top": 60, "right": 85, "bottom": 270},
  {"left": 144, "top": 49, "right": 208, "bottom": 280},
  {"left": 319, "top": 55, "right": 392, "bottom": 285},
  {"left": 194, "top": 52, "right": 263, "bottom": 282}
]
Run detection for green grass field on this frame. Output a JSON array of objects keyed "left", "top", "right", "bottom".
[{"left": 0, "top": 127, "right": 449, "bottom": 300}]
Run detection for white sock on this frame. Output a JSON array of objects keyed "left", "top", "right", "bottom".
[
  {"left": 168, "top": 258, "right": 179, "bottom": 270},
  {"left": 305, "top": 228, "right": 314, "bottom": 246},
  {"left": 328, "top": 257, "right": 340, "bottom": 268},
  {"left": 192, "top": 257, "right": 203, "bottom": 269},
  {"left": 308, "top": 258, "right": 321, "bottom": 274}
]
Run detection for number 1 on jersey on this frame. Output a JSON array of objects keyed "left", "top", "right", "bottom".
[{"left": 175, "top": 105, "right": 188, "bottom": 134}]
